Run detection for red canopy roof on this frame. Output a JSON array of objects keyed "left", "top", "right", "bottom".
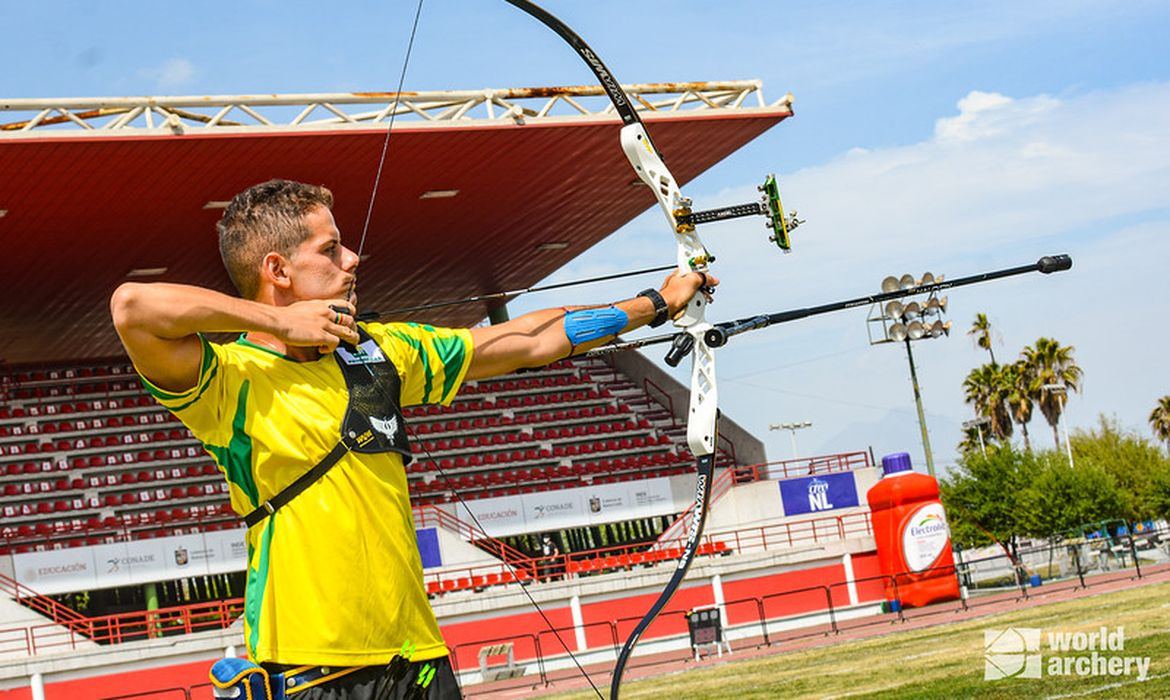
[{"left": 0, "top": 107, "right": 791, "bottom": 364}]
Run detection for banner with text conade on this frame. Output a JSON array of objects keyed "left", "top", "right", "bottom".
[
  {"left": 451, "top": 477, "right": 679, "bottom": 538},
  {"left": 13, "top": 527, "right": 249, "bottom": 596},
  {"left": 12, "top": 526, "right": 448, "bottom": 594}
]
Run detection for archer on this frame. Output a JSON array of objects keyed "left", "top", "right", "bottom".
[{"left": 109, "top": 178, "right": 714, "bottom": 699}]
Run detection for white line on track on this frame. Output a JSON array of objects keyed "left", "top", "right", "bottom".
[{"left": 1044, "top": 671, "right": 1169, "bottom": 699}]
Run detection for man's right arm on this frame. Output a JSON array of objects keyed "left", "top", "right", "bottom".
[{"left": 109, "top": 283, "right": 356, "bottom": 393}]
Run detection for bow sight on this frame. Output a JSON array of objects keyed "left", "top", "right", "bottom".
[{"left": 672, "top": 174, "right": 804, "bottom": 251}]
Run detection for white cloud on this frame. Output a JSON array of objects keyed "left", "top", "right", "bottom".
[
  {"left": 934, "top": 90, "right": 1040, "bottom": 143},
  {"left": 781, "top": 83, "right": 1170, "bottom": 264},
  {"left": 139, "top": 57, "right": 197, "bottom": 92}
]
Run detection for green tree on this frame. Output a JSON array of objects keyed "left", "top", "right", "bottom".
[
  {"left": 1021, "top": 337, "right": 1083, "bottom": 449},
  {"left": 940, "top": 446, "right": 1039, "bottom": 549},
  {"left": 1017, "top": 452, "right": 1126, "bottom": 538},
  {"left": 1150, "top": 395, "right": 1170, "bottom": 447},
  {"left": 967, "top": 313, "right": 997, "bottom": 365},
  {"left": 963, "top": 363, "right": 1013, "bottom": 441},
  {"left": 1072, "top": 416, "right": 1170, "bottom": 520},
  {"left": 1151, "top": 468, "right": 1170, "bottom": 519}
]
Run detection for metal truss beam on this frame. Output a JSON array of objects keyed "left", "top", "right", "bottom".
[{"left": 1, "top": 81, "right": 791, "bottom": 137}]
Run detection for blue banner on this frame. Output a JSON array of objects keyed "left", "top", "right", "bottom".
[
  {"left": 779, "top": 472, "right": 859, "bottom": 516},
  {"left": 416, "top": 527, "right": 442, "bottom": 569}
]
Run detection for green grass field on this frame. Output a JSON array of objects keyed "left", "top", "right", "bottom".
[{"left": 543, "top": 582, "right": 1170, "bottom": 699}]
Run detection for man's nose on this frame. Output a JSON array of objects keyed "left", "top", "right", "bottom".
[{"left": 342, "top": 246, "right": 360, "bottom": 272}]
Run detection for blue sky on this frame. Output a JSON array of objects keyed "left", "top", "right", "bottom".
[{"left": 4, "top": 1, "right": 1169, "bottom": 471}]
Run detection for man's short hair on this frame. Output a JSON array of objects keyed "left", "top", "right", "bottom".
[{"left": 216, "top": 179, "right": 334, "bottom": 299}]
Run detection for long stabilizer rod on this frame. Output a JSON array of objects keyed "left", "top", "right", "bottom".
[{"left": 583, "top": 254, "right": 1072, "bottom": 358}]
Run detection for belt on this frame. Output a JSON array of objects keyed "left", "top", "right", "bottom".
[{"left": 276, "top": 665, "right": 364, "bottom": 695}]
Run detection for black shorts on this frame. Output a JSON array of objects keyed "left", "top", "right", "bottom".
[{"left": 264, "top": 656, "right": 462, "bottom": 700}]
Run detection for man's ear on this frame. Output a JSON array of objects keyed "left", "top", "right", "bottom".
[{"left": 260, "top": 251, "right": 292, "bottom": 290}]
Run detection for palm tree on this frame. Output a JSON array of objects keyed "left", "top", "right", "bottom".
[
  {"left": 963, "top": 363, "right": 1012, "bottom": 441},
  {"left": 1020, "top": 337, "right": 1083, "bottom": 449},
  {"left": 967, "top": 313, "right": 997, "bottom": 365},
  {"left": 1151, "top": 396, "right": 1170, "bottom": 447},
  {"left": 1002, "top": 361, "right": 1034, "bottom": 451}
]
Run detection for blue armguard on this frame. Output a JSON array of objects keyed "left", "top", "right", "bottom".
[
  {"left": 210, "top": 657, "right": 284, "bottom": 700},
  {"left": 563, "top": 307, "right": 628, "bottom": 345}
]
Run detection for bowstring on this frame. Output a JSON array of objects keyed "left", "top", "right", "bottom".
[
  {"left": 354, "top": 0, "right": 425, "bottom": 265},
  {"left": 354, "top": 2, "right": 603, "bottom": 696},
  {"left": 408, "top": 433, "right": 605, "bottom": 699}
]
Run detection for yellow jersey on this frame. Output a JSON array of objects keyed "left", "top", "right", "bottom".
[{"left": 142, "top": 322, "right": 472, "bottom": 666}]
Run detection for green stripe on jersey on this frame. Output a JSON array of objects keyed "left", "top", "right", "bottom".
[{"left": 204, "top": 381, "right": 259, "bottom": 507}]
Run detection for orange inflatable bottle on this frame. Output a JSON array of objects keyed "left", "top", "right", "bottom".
[{"left": 866, "top": 452, "right": 960, "bottom": 608}]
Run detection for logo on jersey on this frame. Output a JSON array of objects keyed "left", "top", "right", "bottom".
[
  {"left": 337, "top": 339, "right": 387, "bottom": 366},
  {"left": 371, "top": 415, "right": 400, "bottom": 442}
]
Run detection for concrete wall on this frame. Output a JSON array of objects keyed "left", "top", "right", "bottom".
[
  {"left": 435, "top": 524, "right": 498, "bottom": 567},
  {"left": 0, "top": 625, "right": 238, "bottom": 697},
  {"left": 430, "top": 537, "right": 883, "bottom": 685},
  {"left": 0, "top": 542, "right": 884, "bottom": 696}
]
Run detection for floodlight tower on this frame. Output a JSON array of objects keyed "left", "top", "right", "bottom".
[
  {"left": 1041, "top": 383, "right": 1074, "bottom": 467},
  {"left": 866, "top": 272, "right": 951, "bottom": 477},
  {"left": 962, "top": 416, "right": 992, "bottom": 457},
  {"left": 769, "top": 420, "right": 813, "bottom": 460}
]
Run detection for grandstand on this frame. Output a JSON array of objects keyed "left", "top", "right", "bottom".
[
  {"left": 0, "top": 348, "right": 889, "bottom": 698},
  {"left": 0, "top": 354, "right": 729, "bottom": 555}
]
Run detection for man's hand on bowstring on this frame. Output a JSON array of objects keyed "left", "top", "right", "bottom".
[
  {"left": 276, "top": 299, "right": 359, "bottom": 354},
  {"left": 660, "top": 271, "right": 720, "bottom": 319}
]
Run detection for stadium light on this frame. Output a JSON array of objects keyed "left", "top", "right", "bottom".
[
  {"left": 769, "top": 420, "right": 813, "bottom": 460},
  {"left": 923, "top": 296, "right": 948, "bottom": 316},
  {"left": 865, "top": 270, "right": 951, "bottom": 477}
]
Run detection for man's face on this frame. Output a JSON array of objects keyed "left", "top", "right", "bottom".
[{"left": 285, "top": 205, "right": 360, "bottom": 304}]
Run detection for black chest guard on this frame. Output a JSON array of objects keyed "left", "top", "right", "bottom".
[
  {"left": 335, "top": 326, "right": 413, "bottom": 461},
  {"left": 243, "top": 326, "right": 413, "bottom": 528}
]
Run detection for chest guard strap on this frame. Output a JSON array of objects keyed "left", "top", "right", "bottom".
[{"left": 243, "top": 326, "right": 411, "bottom": 528}]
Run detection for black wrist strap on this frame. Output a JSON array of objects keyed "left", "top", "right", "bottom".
[{"left": 637, "top": 288, "right": 669, "bottom": 328}]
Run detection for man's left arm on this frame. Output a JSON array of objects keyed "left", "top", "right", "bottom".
[{"left": 466, "top": 271, "right": 715, "bottom": 380}]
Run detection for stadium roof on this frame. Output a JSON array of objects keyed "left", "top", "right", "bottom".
[{"left": 0, "top": 81, "right": 793, "bottom": 365}]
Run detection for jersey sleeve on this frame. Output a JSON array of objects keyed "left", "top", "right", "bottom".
[
  {"left": 366, "top": 322, "right": 473, "bottom": 407},
  {"left": 137, "top": 334, "right": 231, "bottom": 444}
]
